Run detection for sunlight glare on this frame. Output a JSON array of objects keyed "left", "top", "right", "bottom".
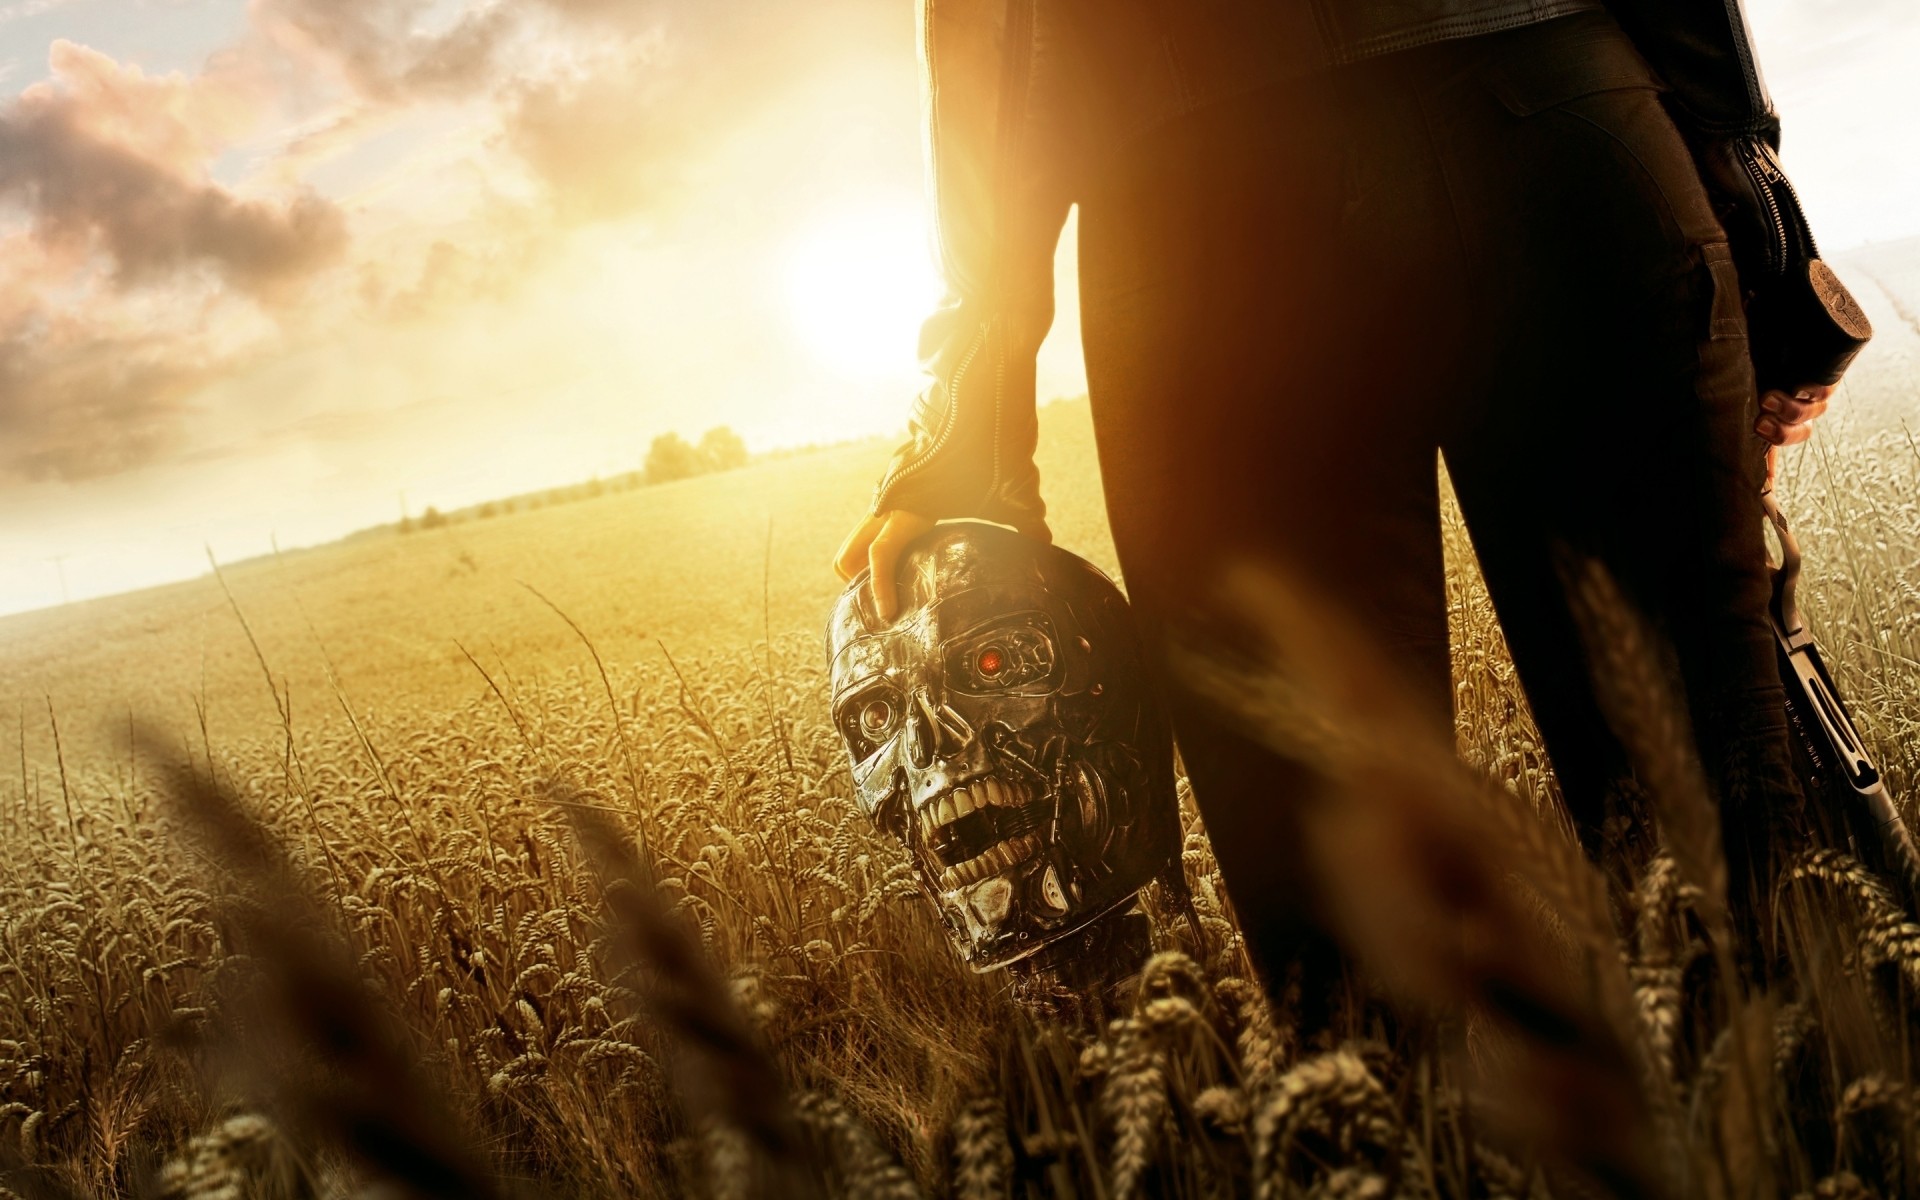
[{"left": 785, "top": 208, "right": 943, "bottom": 377}]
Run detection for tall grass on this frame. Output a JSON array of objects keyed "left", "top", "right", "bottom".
[{"left": 0, "top": 415, "right": 1915, "bottom": 1196}]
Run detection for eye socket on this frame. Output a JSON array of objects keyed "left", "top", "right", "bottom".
[
  {"left": 835, "top": 684, "right": 902, "bottom": 762},
  {"left": 946, "top": 616, "right": 1059, "bottom": 693},
  {"left": 860, "top": 698, "right": 894, "bottom": 736}
]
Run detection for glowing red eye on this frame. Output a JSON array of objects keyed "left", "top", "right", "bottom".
[{"left": 977, "top": 648, "right": 1004, "bottom": 677}]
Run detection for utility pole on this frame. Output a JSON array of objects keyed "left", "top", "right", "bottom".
[{"left": 45, "top": 556, "right": 69, "bottom": 605}]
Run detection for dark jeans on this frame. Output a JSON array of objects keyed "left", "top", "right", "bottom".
[{"left": 1076, "top": 9, "right": 1801, "bottom": 988}]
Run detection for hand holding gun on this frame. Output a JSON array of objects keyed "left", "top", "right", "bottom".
[{"left": 1736, "top": 207, "right": 1920, "bottom": 896}]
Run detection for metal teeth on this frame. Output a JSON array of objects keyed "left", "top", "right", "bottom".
[
  {"left": 989, "top": 777, "right": 1030, "bottom": 809},
  {"left": 927, "top": 775, "right": 1038, "bottom": 832},
  {"left": 922, "top": 776, "right": 1043, "bottom": 856},
  {"left": 937, "top": 833, "right": 1041, "bottom": 891}
]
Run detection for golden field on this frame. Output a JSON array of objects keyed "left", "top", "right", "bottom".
[{"left": 2, "top": 241, "right": 1920, "bottom": 1197}]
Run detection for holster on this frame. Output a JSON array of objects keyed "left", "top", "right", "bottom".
[
  {"left": 1688, "top": 134, "right": 1872, "bottom": 392},
  {"left": 1747, "top": 258, "right": 1874, "bottom": 392}
]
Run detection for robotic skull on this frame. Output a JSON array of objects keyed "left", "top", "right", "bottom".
[{"left": 826, "top": 522, "right": 1178, "bottom": 971}]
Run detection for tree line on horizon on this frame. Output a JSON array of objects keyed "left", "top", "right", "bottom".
[{"left": 399, "top": 426, "right": 751, "bottom": 534}]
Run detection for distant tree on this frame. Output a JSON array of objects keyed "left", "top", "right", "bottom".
[
  {"left": 698, "top": 426, "right": 750, "bottom": 473},
  {"left": 419, "top": 505, "right": 447, "bottom": 530},
  {"left": 645, "top": 432, "right": 702, "bottom": 484},
  {"left": 477, "top": 501, "right": 497, "bottom": 519}
]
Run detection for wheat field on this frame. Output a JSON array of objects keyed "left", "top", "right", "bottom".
[{"left": 3, "top": 244, "right": 1920, "bottom": 1198}]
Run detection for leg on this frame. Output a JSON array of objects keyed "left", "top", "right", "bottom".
[
  {"left": 1076, "top": 76, "right": 1459, "bottom": 1004},
  {"left": 1432, "top": 13, "right": 1803, "bottom": 954}
]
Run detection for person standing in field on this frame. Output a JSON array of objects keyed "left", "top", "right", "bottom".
[{"left": 835, "top": 0, "right": 1853, "bottom": 996}]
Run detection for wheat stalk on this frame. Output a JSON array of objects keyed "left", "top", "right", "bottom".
[
  {"left": 793, "top": 1091, "right": 922, "bottom": 1200},
  {"left": 949, "top": 1097, "right": 1013, "bottom": 1200},
  {"left": 1251, "top": 1048, "right": 1397, "bottom": 1200}
]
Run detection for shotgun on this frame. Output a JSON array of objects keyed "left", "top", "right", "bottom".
[
  {"left": 1748, "top": 248, "right": 1918, "bottom": 893},
  {"left": 1764, "top": 484, "right": 1920, "bottom": 896}
]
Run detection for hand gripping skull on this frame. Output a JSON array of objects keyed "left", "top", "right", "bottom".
[{"left": 825, "top": 522, "right": 1179, "bottom": 971}]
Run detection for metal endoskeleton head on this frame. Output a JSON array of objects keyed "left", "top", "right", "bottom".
[{"left": 825, "top": 522, "right": 1178, "bottom": 971}]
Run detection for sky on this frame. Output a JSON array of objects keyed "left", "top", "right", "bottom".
[{"left": 0, "top": 0, "right": 1915, "bottom": 616}]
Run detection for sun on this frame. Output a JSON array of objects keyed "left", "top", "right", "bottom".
[{"left": 784, "top": 207, "right": 943, "bottom": 377}]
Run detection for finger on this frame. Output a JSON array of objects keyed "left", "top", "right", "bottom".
[
  {"left": 1756, "top": 402, "right": 1830, "bottom": 444},
  {"left": 1784, "top": 397, "right": 1829, "bottom": 425},
  {"left": 868, "top": 512, "right": 935, "bottom": 622},
  {"left": 1776, "top": 419, "right": 1816, "bottom": 448},
  {"left": 1756, "top": 413, "right": 1816, "bottom": 447},
  {"left": 1759, "top": 392, "right": 1829, "bottom": 427},
  {"left": 833, "top": 514, "right": 886, "bottom": 581}
]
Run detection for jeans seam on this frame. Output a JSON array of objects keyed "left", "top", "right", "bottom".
[{"left": 1549, "top": 100, "right": 1700, "bottom": 273}]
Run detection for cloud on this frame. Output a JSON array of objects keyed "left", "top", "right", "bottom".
[
  {"left": 398, "top": 5, "right": 519, "bottom": 97},
  {"left": 496, "top": 1, "right": 893, "bottom": 225},
  {"left": 361, "top": 213, "right": 549, "bottom": 320},
  {"left": 0, "top": 320, "right": 209, "bottom": 482},
  {"left": 0, "top": 0, "right": 81, "bottom": 28},
  {"left": 250, "top": 0, "right": 682, "bottom": 224},
  {"left": 0, "top": 39, "right": 346, "bottom": 481},
  {"left": 247, "top": 0, "right": 686, "bottom": 226},
  {"left": 0, "top": 41, "right": 348, "bottom": 301},
  {"left": 500, "top": 55, "right": 686, "bottom": 225},
  {"left": 0, "top": 0, "right": 906, "bottom": 490},
  {"left": 255, "top": 0, "right": 532, "bottom": 104}
]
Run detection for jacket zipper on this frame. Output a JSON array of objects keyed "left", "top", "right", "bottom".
[
  {"left": 920, "top": 0, "right": 946, "bottom": 282},
  {"left": 1772, "top": 154, "right": 1818, "bottom": 262},
  {"left": 996, "top": 0, "right": 1034, "bottom": 208},
  {"left": 1740, "top": 147, "right": 1789, "bottom": 277},
  {"left": 878, "top": 321, "right": 990, "bottom": 505},
  {"left": 986, "top": 325, "right": 1007, "bottom": 502},
  {"left": 881, "top": 0, "right": 1027, "bottom": 514},
  {"left": 980, "top": 0, "right": 1029, "bottom": 508}
]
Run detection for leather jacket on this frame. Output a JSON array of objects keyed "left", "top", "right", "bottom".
[{"left": 870, "top": 0, "right": 1821, "bottom": 528}]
